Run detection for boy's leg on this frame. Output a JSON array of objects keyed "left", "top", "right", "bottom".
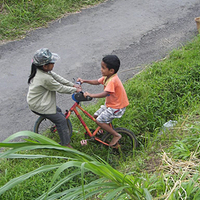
[
  {"left": 94, "top": 105, "right": 107, "bottom": 119},
  {"left": 96, "top": 120, "right": 121, "bottom": 146},
  {"left": 95, "top": 106, "right": 126, "bottom": 146}
]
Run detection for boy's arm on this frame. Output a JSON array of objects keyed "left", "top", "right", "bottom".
[
  {"left": 84, "top": 91, "right": 109, "bottom": 98},
  {"left": 77, "top": 78, "right": 100, "bottom": 85}
]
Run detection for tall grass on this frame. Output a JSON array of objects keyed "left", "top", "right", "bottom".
[
  {"left": 116, "top": 37, "right": 200, "bottom": 136},
  {"left": 0, "top": 0, "right": 105, "bottom": 41}
]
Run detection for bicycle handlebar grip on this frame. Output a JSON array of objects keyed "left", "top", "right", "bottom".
[{"left": 76, "top": 81, "right": 81, "bottom": 85}]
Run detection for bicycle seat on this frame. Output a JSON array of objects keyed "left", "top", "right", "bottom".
[{"left": 72, "top": 92, "right": 93, "bottom": 102}]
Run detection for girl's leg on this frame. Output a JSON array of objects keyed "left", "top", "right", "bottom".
[{"left": 35, "top": 107, "right": 72, "bottom": 148}]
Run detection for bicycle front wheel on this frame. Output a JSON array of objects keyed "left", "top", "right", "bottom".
[
  {"left": 34, "top": 116, "right": 72, "bottom": 136},
  {"left": 101, "top": 127, "right": 138, "bottom": 156}
]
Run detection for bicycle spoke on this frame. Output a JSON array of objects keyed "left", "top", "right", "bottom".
[{"left": 38, "top": 119, "right": 55, "bottom": 134}]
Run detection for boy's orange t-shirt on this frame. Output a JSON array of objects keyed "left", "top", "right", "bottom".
[{"left": 98, "top": 74, "right": 129, "bottom": 109}]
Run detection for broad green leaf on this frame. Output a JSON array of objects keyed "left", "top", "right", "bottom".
[
  {"left": 2, "top": 153, "right": 67, "bottom": 159},
  {"left": 143, "top": 188, "right": 153, "bottom": 200},
  {"left": 2, "top": 131, "right": 59, "bottom": 145},
  {"left": 36, "top": 170, "right": 81, "bottom": 200},
  {"left": 104, "top": 185, "right": 131, "bottom": 200},
  {"left": 0, "top": 164, "right": 60, "bottom": 195}
]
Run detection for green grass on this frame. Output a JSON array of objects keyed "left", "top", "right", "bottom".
[
  {"left": 0, "top": 0, "right": 106, "bottom": 41},
  {"left": 0, "top": 35, "right": 200, "bottom": 199}
]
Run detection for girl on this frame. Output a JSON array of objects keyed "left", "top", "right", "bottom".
[{"left": 27, "top": 48, "right": 81, "bottom": 148}]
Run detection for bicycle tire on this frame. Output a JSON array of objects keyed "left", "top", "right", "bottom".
[
  {"left": 34, "top": 116, "right": 72, "bottom": 136},
  {"left": 101, "top": 127, "right": 138, "bottom": 156}
]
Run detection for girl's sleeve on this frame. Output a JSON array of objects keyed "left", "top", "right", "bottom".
[
  {"left": 50, "top": 71, "right": 74, "bottom": 87},
  {"left": 44, "top": 74, "right": 76, "bottom": 94}
]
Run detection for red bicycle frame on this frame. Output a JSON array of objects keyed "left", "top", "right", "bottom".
[{"left": 65, "top": 101, "right": 112, "bottom": 146}]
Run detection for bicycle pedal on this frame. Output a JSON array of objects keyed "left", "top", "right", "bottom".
[
  {"left": 110, "top": 143, "right": 120, "bottom": 149},
  {"left": 97, "top": 129, "right": 104, "bottom": 135},
  {"left": 80, "top": 140, "right": 87, "bottom": 146}
]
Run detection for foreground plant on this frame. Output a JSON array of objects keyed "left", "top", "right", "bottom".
[{"left": 0, "top": 131, "right": 151, "bottom": 200}]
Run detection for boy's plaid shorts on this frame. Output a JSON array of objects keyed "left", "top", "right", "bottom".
[{"left": 94, "top": 105, "right": 126, "bottom": 123}]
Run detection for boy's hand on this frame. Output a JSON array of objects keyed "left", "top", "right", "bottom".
[
  {"left": 83, "top": 91, "right": 91, "bottom": 98},
  {"left": 77, "top": 78, "right": 84, "bottom": 84}
]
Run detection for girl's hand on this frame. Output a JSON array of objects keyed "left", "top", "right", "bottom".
[
  {"left": 74, "top": 84, "right": 82, "bottom": 89},
  {"left": 76, "top": 88, "right": 82, "bottom": 93}
]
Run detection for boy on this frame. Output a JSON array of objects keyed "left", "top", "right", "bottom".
[{"left": 77, "top": 55, "right": 129, "bottom": 146}]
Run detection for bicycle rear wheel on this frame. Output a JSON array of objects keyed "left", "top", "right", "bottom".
[
  {"left": 101, "top": 127, "right": 138, "bottom": 156},
  {"left": 34, "top": 116, "right": 72, "bottom": 136}
]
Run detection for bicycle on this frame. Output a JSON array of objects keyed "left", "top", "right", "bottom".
[{"left": 34, "top": 91, "right": 138, "bottom": 155}]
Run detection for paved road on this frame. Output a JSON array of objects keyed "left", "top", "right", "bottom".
[{"left": 0, "top": 0, "right": 199, "bottom": 141}]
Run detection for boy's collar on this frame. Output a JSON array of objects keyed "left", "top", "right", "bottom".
[{"left": 103, "top": 74, "right": 117, "bottom": 86}]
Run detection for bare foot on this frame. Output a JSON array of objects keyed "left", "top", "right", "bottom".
[{"left": 109, "top": 134, "right": 121, "bottom": 146}]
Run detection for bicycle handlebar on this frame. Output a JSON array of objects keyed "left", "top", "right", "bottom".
[
  {"left": 76, "top": 81, "right": 82, "bottom": 85},
  {"left": 73, "top": 79, "right": 92, "bottom": 102},
  {"left": 72, "top": 92, "right": 92, "bottom": 102}
]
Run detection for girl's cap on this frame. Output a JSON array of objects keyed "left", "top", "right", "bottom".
[{"left": 32, "top": 48, "right": 60, "bottom": 66}]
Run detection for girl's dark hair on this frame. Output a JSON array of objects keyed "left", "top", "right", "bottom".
[
  {"left": 102, "top": 55, "right": 120, "bottom": 73},
  {"left": 28, "top": 64, "right": 43, "bottom": 84}
]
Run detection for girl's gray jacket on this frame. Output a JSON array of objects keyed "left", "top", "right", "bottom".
[{"left": 27, "top": 69, "right": 76, "bottom": 114}]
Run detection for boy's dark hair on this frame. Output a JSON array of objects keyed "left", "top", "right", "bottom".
[{"left": 102, "top": 55, "right": 120, "bottom": 73}]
